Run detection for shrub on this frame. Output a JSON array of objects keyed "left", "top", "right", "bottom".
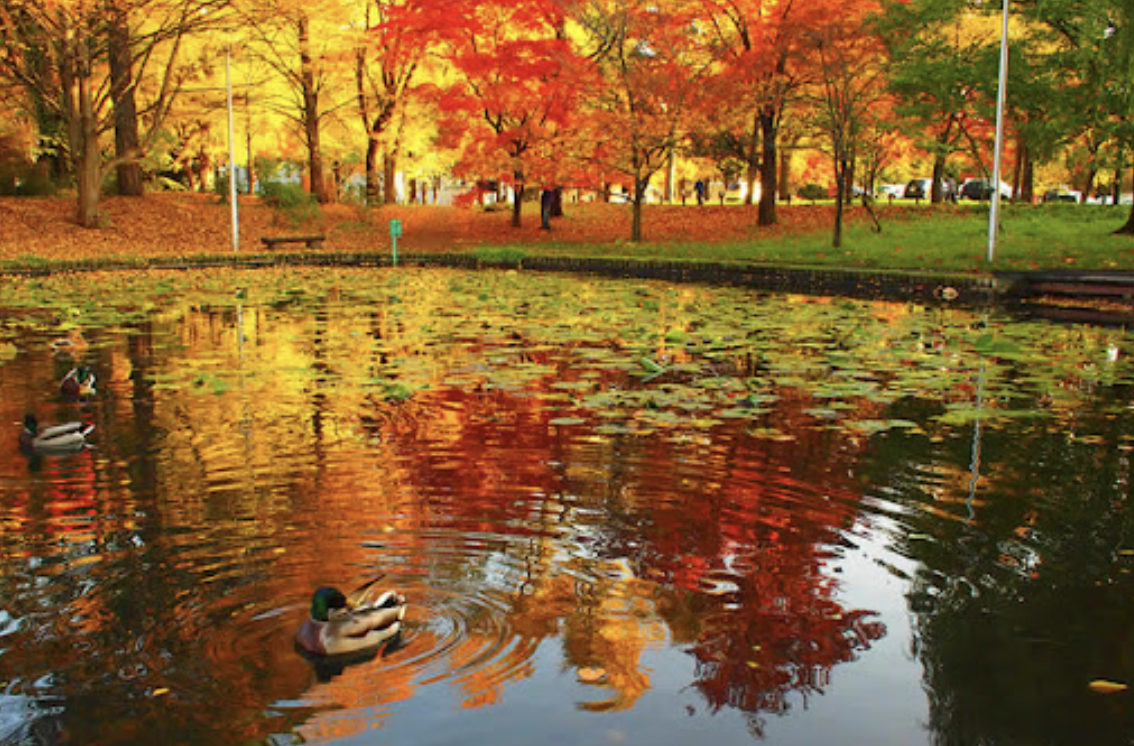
[
  {"left": 798, "top": 183, "right": 826, "bottom": 202},
  {"left": 214, "top": 173, "right": 231, "bottom": 203},
  {"left": 260, "top": 179, "right": 320, "bottom": 225}
]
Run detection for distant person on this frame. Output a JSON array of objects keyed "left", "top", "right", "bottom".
[
  {"left": 695, "top": 179, "right": 706, "bottom": 205},
  {"left": 541, "top": 187, "right": 554, "bottom": 230}
]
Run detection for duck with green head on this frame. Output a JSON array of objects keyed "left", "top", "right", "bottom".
[
  {"left": 20, "top": 414, "right": 94, "bottom": 454},
  {"left": 60, "top": 366, "right": 97, "bottom": 400},
  {"left": 296, "top": 584, "right": 407, "bottom": 657}
]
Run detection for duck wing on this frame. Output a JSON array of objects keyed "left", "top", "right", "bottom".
[
  {"left": 331, "top": 594, "right": 405, "bottom": 634},
  {"left": 39, "top": 422, "right": 94, "bottom": 441}
]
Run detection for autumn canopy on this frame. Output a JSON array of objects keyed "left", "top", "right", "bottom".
[{"left": 1, "top": 0, "right": 1132, "bottom": 237}]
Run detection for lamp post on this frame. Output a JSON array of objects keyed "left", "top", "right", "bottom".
[
  {"left": 987, "top": 0, "right": 1010, "bottom": 262},
  {"left": 225, "top": 37, "right": 240, "bottom": 252}
]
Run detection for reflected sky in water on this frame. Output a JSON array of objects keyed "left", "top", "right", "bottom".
[{"left": 0, "top": 268, "right": 1132, "bottom": 745}]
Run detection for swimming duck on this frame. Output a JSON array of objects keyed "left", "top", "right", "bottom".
[
  {"left": 20, "top": 414, "right": 95, "bottom": 454},
  {"left": 295, "top": 584, "right": 407, "bottom": 657},
  {"left": 60, "top": 366, "right": 97, "bottom": 399}
]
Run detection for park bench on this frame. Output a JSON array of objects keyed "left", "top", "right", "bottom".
[{"left": 260, "top": 234, "right": 326, "bottom": 250}]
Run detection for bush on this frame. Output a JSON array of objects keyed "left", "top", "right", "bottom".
[
  {"left": 798, "top": 183, "right": 826, "bottom": 202},
  {"left": 214, "top": 173, "right": 231, "bottom": 203},
  {"left": 260, "top": 180, "right": 320, "bottom": 225}
]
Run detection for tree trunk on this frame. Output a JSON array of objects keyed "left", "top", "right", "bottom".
[
  {"left": 931, "top": 156, "right": 946, "bottom": 203},
  {"left": 108, "top": 10, "right": 143, "bottom": 196},
  {"left": 512, "top": 183, "right": 524, "bottom": 228},
  {"left": 666, "top": 149, "right": 676, "bottom": 203},
  {"left": 631, "top": 175, "right": 646, "bottom": 242},
  {"left": 1117, "top": 205, "right": 1134, "bottom": 235},
  {"left": 1116, "top": 168, "right": 1134, "bottom": 235},
  {"left": 365, "top": 137, "right": 380, "bottom": 206},
  {"left": 76, "top": 35, "right": 102, "bottom": 227},
  {"left": 1019, "top": 140, "right": 1035, "bottom": 203},
  {"left": 833, "top": 156, "right": 846, "bottom": 249},
  {"left": 758, "top": 107, "right": 778, "bottom": 226},
  {"left": 383, "top": 150, "right": 397, "bottom": 204},
  {"left": 298, "top": 15, "right": 327, "bottom": 203},
  {"left": 245, "top": 119, "right": 254, "bottom": 195},
  {"left": 778, "top": 147, "right": 792, "bottom": 202}
]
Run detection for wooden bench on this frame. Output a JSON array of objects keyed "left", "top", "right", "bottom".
[{"left": 260, "top": 234, "right": 326, "bottom": 250}]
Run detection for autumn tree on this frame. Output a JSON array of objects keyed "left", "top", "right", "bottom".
[
  {"left": 1019, "top": 0, "right": 1134, "bottom": 229},
  {"left": 237, "top": 0, "right": 354, "bottom": 203},
  {"left": 804, "top": 1, "right": 888, "bottom": 247},
  {"left": 106, "top": 0, "right": 232, "bottom": 197},
  {"left": 1112, "top": 1, "right": 1134, "bottom": 232},
  {"left": 877, "top": 0, "right": 997, "bottom": 203},
  {"left": 697, "top": 0, "right": 827, "bottom": 224},
  {"left": 351, "top": 0, "right": 445, "bottom": 206},
  {"left": 570, "top": 0, "right": 715, "bottom": 241},
  {"left": 0, "top": 0, "right": 224, "bottom": 224},
  {"left": 437, "top": 0, "right": 576, "bottom": 228}
]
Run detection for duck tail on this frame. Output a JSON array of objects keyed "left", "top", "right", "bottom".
[{"left": 348, "top": 574, "right": 388, "bottom": 607}]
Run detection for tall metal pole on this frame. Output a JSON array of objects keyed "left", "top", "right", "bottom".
[
  {"left": 226, "top": 40, "right": 240, "bottom": 252},
  {"left": 987, "top": 0, "right": 1010, "bottom": 262}
]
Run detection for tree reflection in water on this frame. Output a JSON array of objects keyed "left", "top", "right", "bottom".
[{"left": 0, "top": 268, "right": 1130, "bottom": 744}]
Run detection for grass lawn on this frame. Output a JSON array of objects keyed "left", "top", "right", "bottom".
[
  {"left": 2, "top": 193, "right": 1132, "bottom": 274},
  {"left": 495, "top": 201, "right": 1134, "bottom": 274}
]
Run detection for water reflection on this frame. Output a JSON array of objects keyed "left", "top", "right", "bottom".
[{"left": 0, "top": 268, "right": 1130, "bottom": 744}]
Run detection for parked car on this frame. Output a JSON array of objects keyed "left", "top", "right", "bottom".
[
  {"left": 876, "top": 183, "right": 905, "bottom": 199},
  {"left": 904, "top": 178, "right": 956, "bottom": 201},
  {"left": 960, "top": 178, "right": 1012, "bottom": 201},
  {"left": 1042, "top": 187, "right": 1082, "bottom": 203}
]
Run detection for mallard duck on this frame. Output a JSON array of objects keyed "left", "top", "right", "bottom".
[
  {"left": 295, "top": 584, "right": 406, "bottom": 657},
  {"left": 60, "top": 366, "right": 97, "bottom": 399},
  {"left": 20, "top": 414, "right": 94, "bottom": 454}
]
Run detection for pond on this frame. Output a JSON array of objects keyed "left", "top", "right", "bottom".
[{"left": 0, "top": 266, "right": 1132, "bottom": 745}]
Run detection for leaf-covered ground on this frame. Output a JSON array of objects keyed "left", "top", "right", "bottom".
[{"left": 0, "top": 193, "right": 882, "bottom": 263}]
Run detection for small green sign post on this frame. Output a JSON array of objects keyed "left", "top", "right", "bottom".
[{"left": 389, "top": 219, "right": 403, "bottom": 266}]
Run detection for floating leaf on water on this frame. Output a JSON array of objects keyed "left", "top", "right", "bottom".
[
  {"left": 577, "top": 667, "right": 606, "bottom": 683},
  {"left": 384, "top": 384, "right": 414, "bottom": 402},
  {"left": 551, "top": 381, "right": 594, "bottom": 391},
  {"left": 549, "top": 417, "right": 586, "bottom": 427},
  {"left": 718, "top": 407, "right": 768, "bottom": 419},
  {"left": 1089, "top": 680, "right": 1129, "bottom": 694},
  {"left": 748, "top": 428, "right": 795, "bottom": 441},
  {"left": 595, "top": 423, "right": 637, "bottom": 435},
  {"left": 0, "top": 342, "right": 16, "bottom": 361}
]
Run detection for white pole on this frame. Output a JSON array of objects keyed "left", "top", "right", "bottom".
[
  {"left": 987, "top": 0, "right": 1010, "bottom": 262},
  {"left": 226, "top": 40, "right": 240, "bottom": 252}
]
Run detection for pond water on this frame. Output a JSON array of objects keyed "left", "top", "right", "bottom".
[{"left": 0, "top": 267, "right": 1132, "bottom": 745}]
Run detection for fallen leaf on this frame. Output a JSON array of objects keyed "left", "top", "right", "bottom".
[
  {"left": 1089, "top": 680, "right": 1128, "bottom": 694},
  {"left": 577, "top": 667, "right": 606, "bottom": 683}
]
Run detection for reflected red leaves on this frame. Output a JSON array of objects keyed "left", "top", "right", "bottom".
[{"left": 0, "top": 268, "right": 894, "bottom": 741}]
